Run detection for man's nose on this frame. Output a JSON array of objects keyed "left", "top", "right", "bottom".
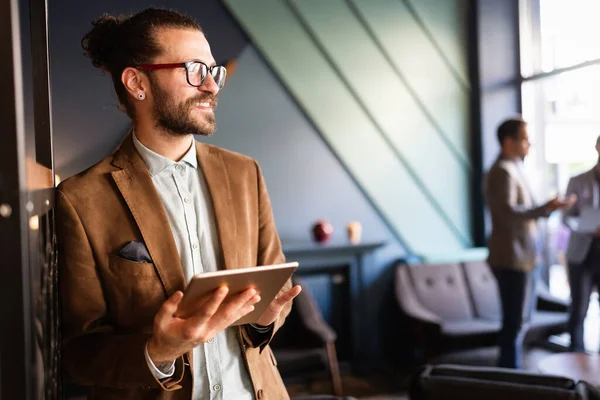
[{"left": 198, "top": 73, "right": 220, "bottom": 95}]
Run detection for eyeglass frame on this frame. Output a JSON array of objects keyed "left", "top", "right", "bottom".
[{"left": 135, "top": 61, "right": 227, "bottom": 89}]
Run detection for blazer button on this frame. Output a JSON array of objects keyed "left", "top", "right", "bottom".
[{"left": 256, "top": 389, "right": 263, "bottom": 399}]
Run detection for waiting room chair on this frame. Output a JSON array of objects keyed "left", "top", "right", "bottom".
[
  {"left": 394, "top": 260, "right": 569, "bottom": 361},
  {"left": 270, "top": 277, "right": 343, "bottom": 396}
]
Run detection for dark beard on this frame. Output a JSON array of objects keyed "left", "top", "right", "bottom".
[{"left": 149, "top": 75, "right": 217, "bottom": 137}]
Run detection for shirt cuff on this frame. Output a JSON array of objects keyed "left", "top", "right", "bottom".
[
  {"left": 144, "top": 342, "right": 175, "bottom": 379},
  {"left": 249, "top": 323, "right": 273, "bottom": 333}
]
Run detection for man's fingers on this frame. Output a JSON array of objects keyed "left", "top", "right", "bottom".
[
  {"left": 241, "top": 292, "right": 261, "bottom": 305},
  {"left": 275, "top": 285, "right": 302, "bottom": 305},
  {"left": 203, "top": 286, "right": 230, "bottom": 315},
  {"left": 169, "top": 290, "right": 185, "bottom": 305},
  {"left": 186, "top": 286, "right": 229, "bottom": 325},
  {"left": 224, "top": 287, "right": 258, "bottom": 309},
  {"left": 253, "top": 285, "right": 302, "bottom": 326},
  {"left": 241, "top": 304, "right": 256, "bottom": 316},
  {"left": 159, "top": 291, "right": 183, "bottom": 320},
  {"left": 214, "top": 288, "right": 259, "bottom": 324},
  {"left": 242, "top": 294, "right": 261, "bottom": 309}
]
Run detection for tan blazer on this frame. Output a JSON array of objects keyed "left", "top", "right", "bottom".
[
  {"left": 56, "top": 135, "right": 291, "bottom": 400},
  {"left": 563, "top": 168, "right": 598, "bottom": 264},
  {"left": 484, "top": 156, "right": 549, "bottom": 271}
]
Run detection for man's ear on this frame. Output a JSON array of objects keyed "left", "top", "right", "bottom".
[{"left": 122, "top": 67, "right": 147, "bottom": 99}]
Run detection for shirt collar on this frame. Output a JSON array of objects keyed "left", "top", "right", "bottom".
[{"left": 132, "top": 131, "right": 198, "bottom": 176}]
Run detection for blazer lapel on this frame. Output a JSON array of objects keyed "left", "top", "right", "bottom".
[
  {"left": 503, "top": 158, "right": 534, "bottom": 207},
  {"left": 111, "top": 135, "right": 186, "bottom": 295},
  {"left": 196, "top": 141, "right": 238, "bottom": 271},
  {"left": 576, "top": 170, "right": 596, "bottom": 209}
]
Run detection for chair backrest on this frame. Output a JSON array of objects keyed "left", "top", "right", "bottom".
[
  {"left": 270, "top": 276, "right": 336, "bottom": 349},
  {"left": 395, "top": 265, "right": 441, "bottom": 322},
  {"left": 290, "top": 276, "right": 337, "bottom": 342},
  {"left": 462, "top": 261, "right": 501, "bottom": 320},
  {"left": 407, "top": 263, "right": 474, "bottom": 321},
  {"left": 410, "top": 364, "right": 600, "bottom": 400}
]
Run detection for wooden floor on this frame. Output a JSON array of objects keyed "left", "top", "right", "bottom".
[
  {"left": 63, "top": 346, "right": 563, "bottom": 400},
  {"left": 285, "top": 345, "right": 557, "bottom": 399},
  {"left": 286, "top": 373, "right": 409, "bottom": 399}
]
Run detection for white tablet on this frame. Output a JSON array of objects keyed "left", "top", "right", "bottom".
[{"left": 175, "top": 262, "right": 299, "bottom": 325}]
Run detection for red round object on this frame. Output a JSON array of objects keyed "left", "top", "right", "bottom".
[{"left": 311, "top": 220, "right": 333, "bottom": 243}]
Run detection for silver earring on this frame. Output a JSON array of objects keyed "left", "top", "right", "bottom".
[{"left": 137, "top": 92, "right": 145, "bottom": 100}]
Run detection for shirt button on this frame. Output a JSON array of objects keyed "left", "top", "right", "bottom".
[
  {"left": 192, "top": 243, "right": 199, "bottom": 250},
  {"left": 208, "top": 338, "right": 214, "bottom": 343},
  {"left": 213, "top": 384, "right": 221, "bottom": 391},
  {"left": 184, "top": 198, "right": 191, "bottom": 204}
]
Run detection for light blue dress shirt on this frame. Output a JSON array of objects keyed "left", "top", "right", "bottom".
[{"left": 133, "top": 133, "right": 254, "bottom": 400}]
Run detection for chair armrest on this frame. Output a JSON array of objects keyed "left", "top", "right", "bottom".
[
  {"left": 292, "top": 278, "right": 337, "bottom": 345},
  {"left": 299, "top": 316, "right": 337, "bottom": 344}
]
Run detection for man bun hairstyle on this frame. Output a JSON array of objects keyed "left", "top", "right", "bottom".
[{"left": 81, "top": 8, "right": 203, "bottom": 117}]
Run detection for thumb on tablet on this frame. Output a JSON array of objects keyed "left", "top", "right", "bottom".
[
  {"left": 170, "top": 290, "right": 184, "bottom": 303},
  {"left": 162, "top": 291, "right": 183, "bottom": 317}
]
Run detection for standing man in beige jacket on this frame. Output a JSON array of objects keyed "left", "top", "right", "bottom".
[
  {"left": 485, "top": 117, "right": 574, "bottom": 368},
  {"left": 56, "top": 8, "right": 301, "bottom": 399}
]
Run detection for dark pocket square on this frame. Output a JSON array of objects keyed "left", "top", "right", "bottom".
[{"left": 117, "top": 240, "right": 153, "bottom": 263}]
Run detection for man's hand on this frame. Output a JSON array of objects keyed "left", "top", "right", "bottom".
[
  {"left": 147, "top": 287, "right": 260, "bottom": 364},
  {"left": 545, "top": 194, "right": 577, "bottom": 212},
  {"left": 593, "top": 227, "right": 600, "bottom": 238},
  {"left": 254, "top": 285, "right": 302, "bottom": 327}
]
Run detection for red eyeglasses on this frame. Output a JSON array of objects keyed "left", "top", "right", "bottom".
[{"left": 136, "top": 61, "right": 227, "bottom": 89}]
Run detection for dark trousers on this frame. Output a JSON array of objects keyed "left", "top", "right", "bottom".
[
  {"left": 568, "top": 255, "right": 600, "bottom": 352},
  {"left": 492, "top": 267, "right": 537, "bottom": 369}
]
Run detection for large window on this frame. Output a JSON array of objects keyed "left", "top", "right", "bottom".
[
  {"left": 521, "top": 0, "right": 600, "bottom": 195},
  {"left": 523, "top": 0, "right": 600, "bottom": 76},
  {"left": 520, "top": 0, "right": 600, "bottom": 351},
  {"left": 522, "top": 66, "right": 600, "bottom": 196}
]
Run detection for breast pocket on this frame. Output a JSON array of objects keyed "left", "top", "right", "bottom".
[
  {"left": 108, "top": 254, "right": 158, "bottom": 277},
  {"left": 105, "top": 254, "right": 166, "bottom": 327}
]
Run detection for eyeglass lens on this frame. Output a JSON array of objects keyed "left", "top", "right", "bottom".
[{"left": 187, "top": 62, "right": 227, "bottom": 88}]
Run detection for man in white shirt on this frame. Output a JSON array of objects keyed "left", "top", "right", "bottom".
[
  {"left": 563, "top": 135, "right": 600, "bottom": 353},
  {"left": 57, "top": 8, "right": 300, "bottom": 399}
]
